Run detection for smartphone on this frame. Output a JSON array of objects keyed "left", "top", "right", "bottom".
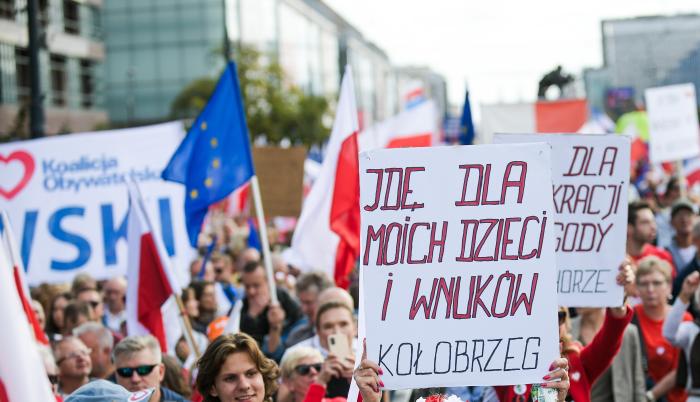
[{"left": 328, "top": 334, "right": 351, "bottom": 358}]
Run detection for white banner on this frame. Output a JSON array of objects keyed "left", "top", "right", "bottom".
[
  {"left": 359, "top": 144, "right": 559, "bottom": 389},
  {"left": 645, "top": 83, "right": 700, "bottom": 163},
  {"left": 494, "top": 134, "right": 630, "bottom": 307},
  {"left": 0, "top": 122, "right": 194, "bottom": 286}
]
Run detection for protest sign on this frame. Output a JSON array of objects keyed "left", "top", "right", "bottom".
[
  {"left": 494, "top": 134, "right": 630, "bottom": 307},
  {"left": 251, "top": 147, "right": 306, "bottom": 217},
  {"left": 359, "top": 143, "right": 560, "bottom": 389},
  {"left": 0, "top": 122, "right": 194, "bottom": 286},
  {"left": 645, "top": 83, "right": 700, "bottom": 163}
]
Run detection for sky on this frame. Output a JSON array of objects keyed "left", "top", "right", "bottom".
[{"left": 325, "top": 0, "right": 700, "bottom": 117}]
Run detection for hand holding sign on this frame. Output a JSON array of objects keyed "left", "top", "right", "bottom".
[
  {"left": 541, "top": 358, "right": 570, "bottom": 400},
  {"left": 353, "top": 339, "right": 383, "bottom": 402}
]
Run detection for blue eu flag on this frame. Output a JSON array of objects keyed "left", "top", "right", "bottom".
[
  {"left": 162, "top": 61, "right": 254, "bottom": 247},
  {"left": 459, "top": 90, "right": 476, "bottom": 145}
]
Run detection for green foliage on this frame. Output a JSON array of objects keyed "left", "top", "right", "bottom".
[{"left": 170, "top": 45, "right": 332, "bottom": 148}]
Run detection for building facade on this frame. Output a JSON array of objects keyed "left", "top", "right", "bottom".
[
  {"left": 103, "top": 0, "right": 446, "bottom": 129},
  {"left": 0, "top": 0, "right": 106, "bottom": 137},
  {"left": 585, "top": 14, "right": 700, "bottom": 110}
]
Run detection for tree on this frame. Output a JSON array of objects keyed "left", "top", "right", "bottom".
[{"left": 170, "top": 45, "right": 332, "bottom": 148}]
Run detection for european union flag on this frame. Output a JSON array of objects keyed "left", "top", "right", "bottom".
[
  {"left": 459, "top": 90, "right": 476, "bottom": 145},
  {"left": 162, "top": 61, "right": 254, "bottom": 246}
]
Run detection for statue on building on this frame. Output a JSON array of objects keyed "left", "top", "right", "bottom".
[{"left": 537, "top": 66, "right": 574, "bottom": 99}]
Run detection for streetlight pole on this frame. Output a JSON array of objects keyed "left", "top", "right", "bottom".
[{"left": 27, "top": 0, "right": 44, "bottom": 138}]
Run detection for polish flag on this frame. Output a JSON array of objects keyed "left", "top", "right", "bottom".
[
  {"left": 480, "top": 98, "right": 589, "bottom": 143},
  {"left": 358, "top": 100, "right": 439, "bottom": 151},
  {"left": 126, "top": 183, "right": 182, "bottom": 352},
  {"left": 285, "top": 66, "right": 360, "bottom": 288},
  {"left": 1, "top": 211, "right": 48, "bottom": 345},
  {"left": 0, "top": 240, "right": 55, "bottom": 402}
]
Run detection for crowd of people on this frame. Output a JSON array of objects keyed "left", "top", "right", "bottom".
[{"left": 21, "top": 172, "right": 700, "bottom": 402}]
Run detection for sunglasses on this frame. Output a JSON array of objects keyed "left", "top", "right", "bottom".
[
  {"left": 116, "top": 364, "right": 158, "bottom": 378},
  {"left": 558, "top": 310, "right": 567, "bottom": 324},
  {"left": 294, "top": 363, "right": 322, "bottom": 376},
  {"left": 47, "top": 375, "right": 58, "bottom": 385}
]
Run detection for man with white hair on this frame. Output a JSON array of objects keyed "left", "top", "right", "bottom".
[
  {"left": 103, "top": 276, "right": 127, "bottom": 333},
  {"left": 54, "top": 336, "right": 92, "bottom": 396},
  {"left": 74, "top": 322, "right": 115, "bottom": 379},
  {"left": 113, "top": 335, "right": 187, "bottom": 402}
]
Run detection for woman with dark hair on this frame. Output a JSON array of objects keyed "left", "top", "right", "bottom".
[
  {"left": 46, "top": 292, "right": 72, "bottom": 340},
  {"left": 196, "top": 333, "right": 280, "bottom": 402}
]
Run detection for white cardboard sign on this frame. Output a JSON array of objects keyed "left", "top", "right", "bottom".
[
  {"left": 645, "top": 83, "right": 700, "bottom": 163},
  {"left": 494, "top": 134, "right": 630, "bottom": 307},
  {"left": 0, "top": 122, "right": 194, "bottom": 286},
  {"left": 359, "top": 144, "right": 560, "bottom": 389}
]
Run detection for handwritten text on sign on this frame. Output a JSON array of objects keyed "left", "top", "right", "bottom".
[
  {"left": 360, "top": 144, "right": 560, "bottom": 389},
  {"left": 494, "top": 134, "right": 630, "bottom": 306}
]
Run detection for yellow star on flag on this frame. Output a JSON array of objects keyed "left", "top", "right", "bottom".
[
  {"left": 190, "top": 189, "right": 199, "bottom": 199},
  {"left": 205, "top": 178, "right": 213, "bottom": 188},
  {"left": 212, "top": 158, "right": 220, "bottom": 168},
  {"left": 210, "top": 137, "right": 218, "bottom": 148},
  {"left": 201, "top": 121, "right": 207, "bottom": 130}
]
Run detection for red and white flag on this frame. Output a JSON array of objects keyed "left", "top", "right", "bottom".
[
  {"left": 0, "top": 239, "right": 54, "bottom": 402},
  {"left": 285, "top": 66, "right": 360, "bottom": 288},
  {"left": 480, "top": 98, "right": 589, "bottom": 143},
  {"left": 1, "top": 211, "right": 48, "bottom": 345},
  {"left": 125, "top": 183, "right": 182, "bottom": 352},
  {"left": 358, "top": 99, "right": 439, "bottom": 151}
]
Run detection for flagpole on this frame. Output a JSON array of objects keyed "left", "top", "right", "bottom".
[
  {"left": 677, "top": 160, "right": 688, "bottom": 198},
  {"left": 249, "top": 175, "right": 278, "bottom": 304},
  {"left": 173, "top": 294, "right": 202, "bottom": 360}
]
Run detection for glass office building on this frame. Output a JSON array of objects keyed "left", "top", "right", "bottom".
[
  {"left": 584, "top": 14, "right": 700, "bottom": 108},
  {"left": 103, "top": 0, "right": 442, "bottom": 129},
  {"left": 0, "top": 0, "right": 106, "bottom": 136}
]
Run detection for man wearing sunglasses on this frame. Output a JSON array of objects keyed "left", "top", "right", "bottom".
[{"left": 113, "top": 335, "right": 188, "bottom": 402}]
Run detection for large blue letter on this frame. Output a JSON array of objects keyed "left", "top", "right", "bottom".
[
  {"left": 158, "top": 197, "right": 175, "bottom": 257},
  {"left": 101, "top": 203, "right": 127, "bottom": 266},
  {"left": 21, "top": 210, "right": 39, "bottom": 271},
  {"left": 48, "top": 207, "right": 91, "bottom": 270}
]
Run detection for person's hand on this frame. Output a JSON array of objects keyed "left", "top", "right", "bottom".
[
  {"left": 612, "top": 258, "right": 635, "bottom": 317},
  {"left": 617, "top": 257, "right": 636, "bottom": 295},
  {"left": 339, "top": 355, "right": 355, "bottom": 379},
  {"left": 317, "top": 355, "right": 344, "bottom": 386},
  {"left": 540, "top": 357, "right": 570, "bottom": 402},
  {"left": 353, "top": 339, "right": 382, "bottom": 402},
  {"left": 680, "top": 271, "right": 700, "bottom": 304},
  {"left": 267, "top": 304, "right": 285, "bottom": 333}
]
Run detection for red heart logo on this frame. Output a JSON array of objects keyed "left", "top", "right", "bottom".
[{"left": 0, "top": 150, "right": 35, "bottom": 200}]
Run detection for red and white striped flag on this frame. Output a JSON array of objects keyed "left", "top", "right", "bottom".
[
  {"left": 0, "top": 238, "right": 55, "bottom": 402},
  {"left": 1, "top": 211, "right": 48, "bottom": 345},
  {"left": 125, "top": 183, "right": 182, "bottom": 352},
  {"left": 285, "top": 66, "right": 360, "bottom": 288}
]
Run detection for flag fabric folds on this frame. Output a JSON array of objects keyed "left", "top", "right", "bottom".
[
  {"left": 0, "top": 211, "right": 48, "bottom": 345},
  {"left": 480, "top": 98, "right": 588, "bottom": 144},
  {"left": 357, "top": 100, "right": 438, "bottom": 151},
  {"left": 0, "top": 243, "right": 55, "bottom": 402},
  {"left": 126, "top": 183, "right": 182, "bottom": 352},
  {"left": 247, "top": 218, "right": 261, "bottom": 251},
  {"left": 286, "top": 66, "right": 360, "bottom": 288},
  {"left": 162, "top": 61, "right": 255, "bottom": 247},
  {"left": 459, "top": 90, "right": 476, "bottom": 145}
]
